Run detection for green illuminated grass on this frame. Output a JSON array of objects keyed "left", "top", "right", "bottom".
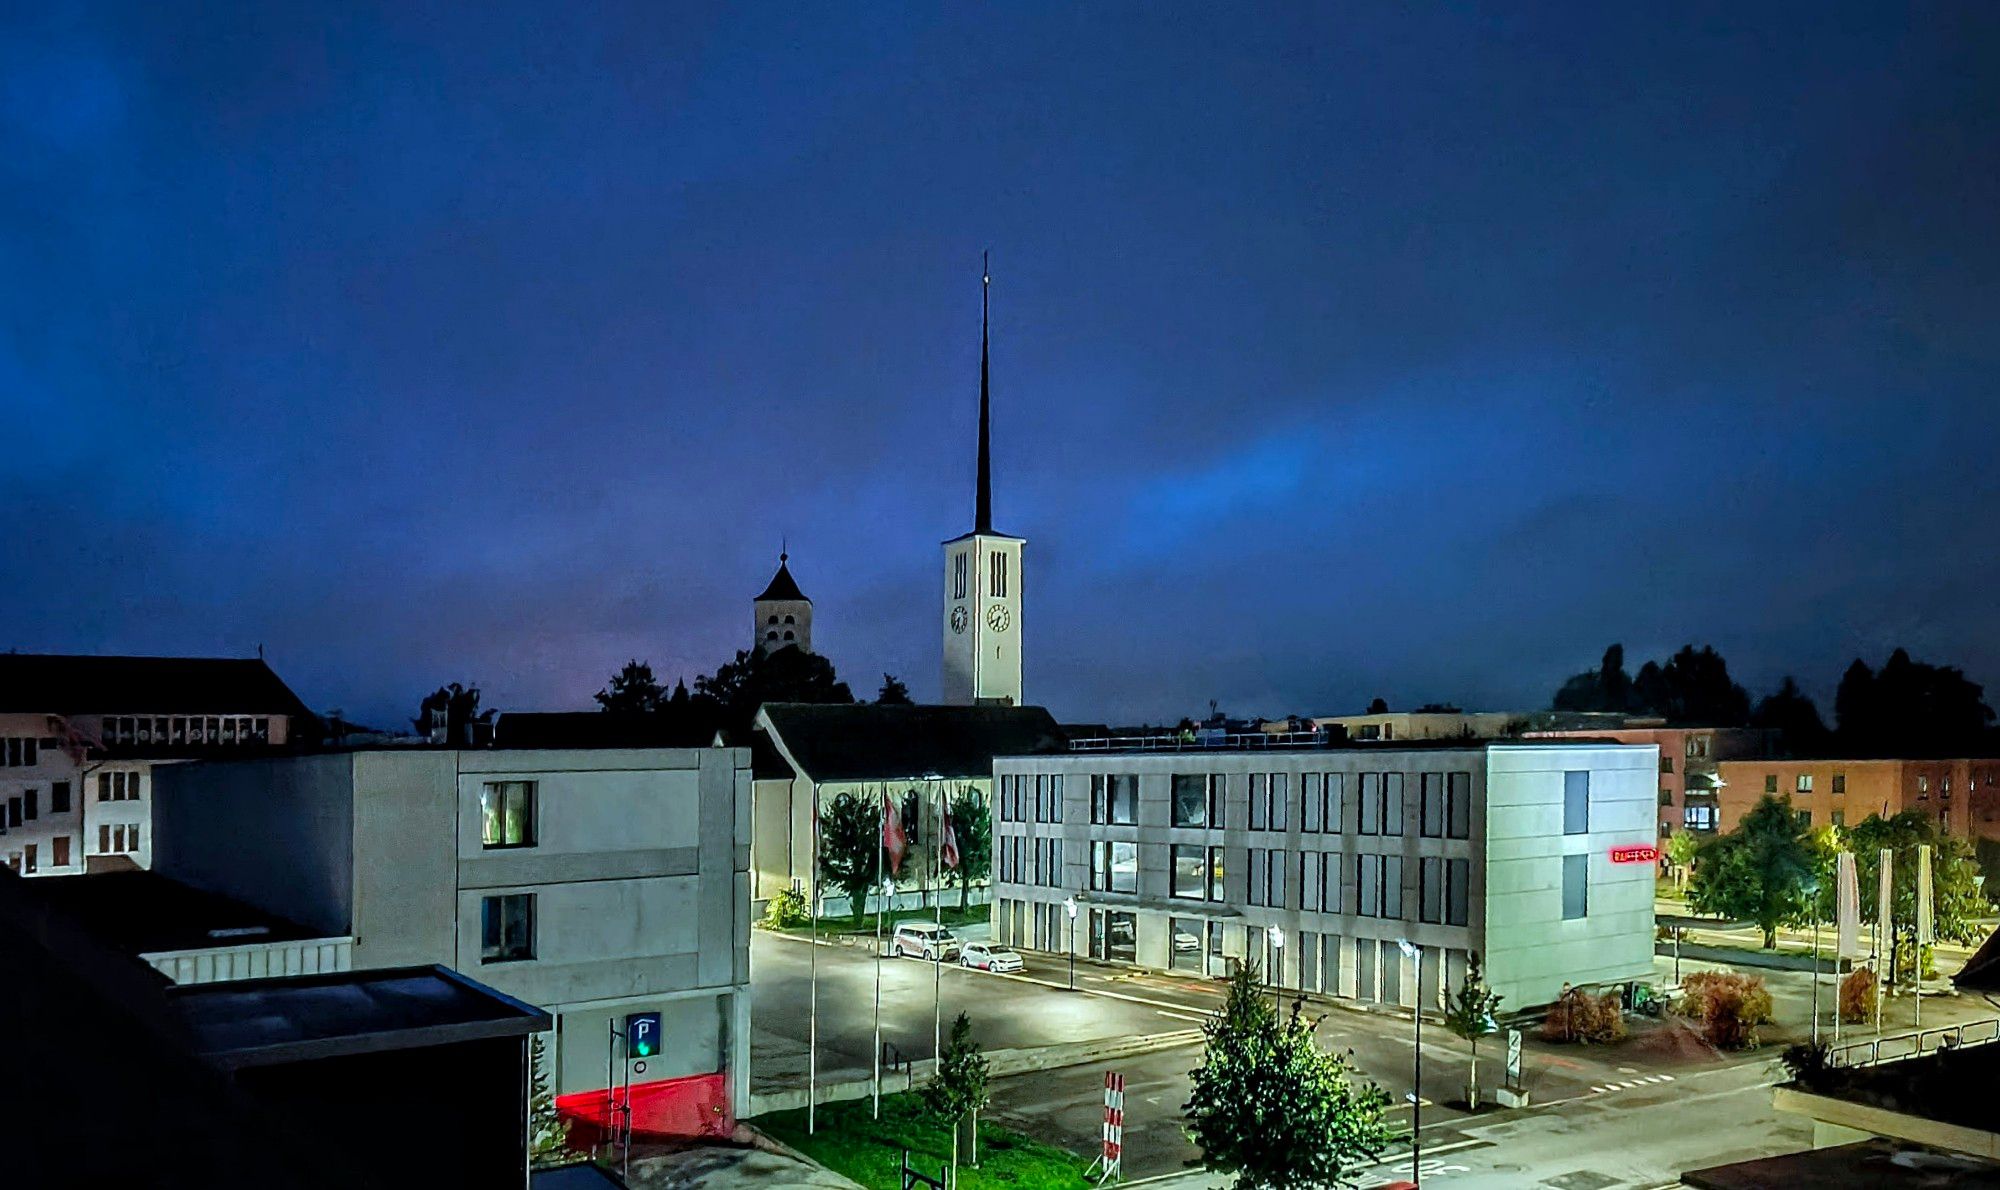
[{"left": 755, "top": 1093, "right": 1091, "bottom": 1190}]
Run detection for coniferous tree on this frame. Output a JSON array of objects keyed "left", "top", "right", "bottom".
[{"left": 877, "top": 673, "right": 914, "bottom": 705}]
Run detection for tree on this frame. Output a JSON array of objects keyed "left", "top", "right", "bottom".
[
  {"left": 1688, "top": 795, "right": 1817, "bottom": 947},
  {"left": 528, "top": 1035, "right": 570, "bottom": 1165},
  {"left": 816, "top": 789, "right": 886, "bottom": 925},
  {"left": 1365, "top": 697, "right": 1389, "bottom": 715},
  {"left": 695, "top": 646, "right": 854, "bottom": 735},
  {"left": 413, "top": 682, "right": 494, "bottom": 744},
  {"left": 1442, "top": 952, "right": 1503, "bottom": 1108},
  {"left": 595, "top": 659, "right": 666, "bottom": 716},
  {"left": 1751, "top": 676, "right": 1830, "bottom": 754},
  {"left": 1646, "top": 645, "right": 1751, "bottom": 726},
  {"left": 944, "top": 788, "right": 992, "bottom": 911},
  {"left": 1664, "top": 830, "right": 1702, "bottom": 889},
  {"left": 1553, "top": 644, "right": 1636, "bottom": 714},
  {"left": 1840, "top": 812, "right": 1991, "bottom": 983},
  {"left": 1184, "top": 964, "right": 1392, "bottom": 1189},
  {"left": 925, "top": 1011, "right": 991, "bottom": 1170},
  {"left": 1835, "top": 649, "right": 1995, "bottom": 757},
  {"left": 877, "top": 673, "right": 913, "bottom": 705}
]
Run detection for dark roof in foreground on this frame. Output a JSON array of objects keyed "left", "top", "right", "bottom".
[
  {"left": 1956, "top": 923, "right": 2000, "bottom": 991},
  {"left": 496, "top": 710, "right": 719, "bottom": 749},
  {"left": 16, "top": 870, "right": 327, "bottom": 955},
  {"left": 1681, "top": 1137, "right": 2000, "bottom": 1189},
  {"left": 755, "top": 557, "right": 809, "bottom": 602},
  {"left": 0, "top": 653, "right": 312, "bottom": 717},
  {"left": 169, "top": 965, "right": 550, "bottom": 1069},
  {"left": 759, "top": 703, "right": 1067, "bottom": 782}
]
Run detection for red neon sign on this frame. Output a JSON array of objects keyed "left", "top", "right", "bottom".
[{"left": 1610, "top": 845, "right": 1659, "bottom": 864}]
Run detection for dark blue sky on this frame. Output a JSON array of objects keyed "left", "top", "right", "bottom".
[{"left": 5, "top": 3, "right": 1997, "bottom": 729}]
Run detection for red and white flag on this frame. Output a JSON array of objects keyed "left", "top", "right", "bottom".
[
  {"left": 939, "top": 798, "right": 961, "bottom": 871},
  {"left": 881, "top": 791, "right": 908, "bottom": 877}
]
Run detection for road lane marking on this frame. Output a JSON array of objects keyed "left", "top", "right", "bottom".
[{"left": 1155, "top": 1009, "right": 1204, "bottom": 1022}]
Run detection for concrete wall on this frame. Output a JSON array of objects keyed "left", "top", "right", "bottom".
[
  {"left": 152, "top": 752, "right": 358, "bottom": 936},
  {"left": 754, "top": 598, "right": 813, "bottom": 654},
  {"left": 942, "top": 534, "right": 1024, "bottom": 706},
  {"left": 1480, "top": 744, "right": 1657, "bottom": 1006},
  {"left": 348, "top": 750, "right": 458, "bottom": 969}
]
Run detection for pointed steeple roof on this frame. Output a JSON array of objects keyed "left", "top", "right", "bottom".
[
  {"left": 755, "top": 552, "right": 809, "bottom": 602},
  {"left": 975, "top": 251, "right": 993, "bottom": 535}
]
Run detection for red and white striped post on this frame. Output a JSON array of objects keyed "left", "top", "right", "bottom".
[{"left": 1099, "top": 1071, "right": 1125, "bottom": 1183}]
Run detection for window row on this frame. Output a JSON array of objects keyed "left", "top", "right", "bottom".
[
  {"left": 999, "top": 835, "right": 1065, "bottom": 886},
  {"left": 2, "top": 737, "right": 38, "bottom": 767},
  {"left": 99, "top": 771, "right": 141, "bottom": 802},
  {"left": 1090, "top": 775, "right": 1138, "bottom": 825},
  {"left": 1089, "top": 840, "right": 1138, "bottom": 894},
  {"left": 998, "top": 774, "right": 1066, "bottom": 823},
  {"left": 99, "top": 823, "right": 140, "bottom": 855},
  {"left": 1170, "top": 844, "right": 1226, "bottom": 901},
  {"left": 1416, "top": 857, "right": 1471, "bottom": 926},
  {"left": 1089, "top": 769, "right": 1479, "bottom": 838},
  {"left": 101, "top": 716, "right": 272, "bottom": 747}
]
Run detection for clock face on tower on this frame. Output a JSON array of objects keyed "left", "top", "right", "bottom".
[
  {"left": 986, "top": 605, "right": 1011, "bottom": 632},
  {"left": 950, "top": 606, "right": 969, "bottom": 634}
]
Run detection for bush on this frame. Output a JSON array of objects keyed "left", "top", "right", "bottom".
[
  {"left": 1541, "top": 986, "right": 1627, "bottom": 1044},
  {"left": 1840, "top": 966, "right": 1877, "bottom": 1024},
  {"left": 763, "top": 887, "right": 810, "bottom": 929},
  {"left": 1677, "top": 971, "right": 1773, "bottom": 1050}
]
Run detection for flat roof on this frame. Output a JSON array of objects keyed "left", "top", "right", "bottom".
[
  {"left": 1682, "top": 1138, "right": 2000, "bottom": 1188},
  {"left": 168, "top": 964, "right": 551, "bottom": 1069},
  {"left": 1040, "top": 736, "right": 1641, "bottom": 759},
  {"left": 19, "top": 870, "right": 329, "bottom": 955}
]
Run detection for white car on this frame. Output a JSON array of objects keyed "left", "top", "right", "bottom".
[
  {"left": 960, "top": 942, "right": 1025, "bottom": 973},
  {"left": 1172, "top": 929, "right": 1201, "bottom": 953},
  {"left": 891, "top": 921, "right": 962, "bottom": 961}
]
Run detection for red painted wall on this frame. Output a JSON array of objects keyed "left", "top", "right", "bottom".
[{"left": 557, "top": 1072, "right": 732, "bottom": 1143}]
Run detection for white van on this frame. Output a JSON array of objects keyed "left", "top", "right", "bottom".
[{"left": 891, "top": 921, "right": 962, "bottom": 961}]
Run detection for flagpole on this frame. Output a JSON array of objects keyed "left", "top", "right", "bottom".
[
  {"left": 934, "top": 781, "right": 944, "bottom": 1079},
  {"left": 874, "top": 785, "right": 886, "bottom": 1120},
  {"left": 808, "top": 782, "right": 820, "bottom": 1134}
]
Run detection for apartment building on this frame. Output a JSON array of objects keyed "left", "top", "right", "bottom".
[
  {"left": 1715, "top": 757, "right": 2000, "bottom": 837},
  {"left": 992, "top": 737, "right": 1658, "bottom": 1010},
  {"left": 151, "top": 743, "right": 751, "bottom": 1138},
  {"left": 1308, "top": 711, "right": 1521, "bottom": 742},
  {"left": 0, "top": 654, "right": 312, "bottom": 875}
]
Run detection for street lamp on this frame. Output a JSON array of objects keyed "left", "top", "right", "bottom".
[
  {"left": 1397, "top": 938, "right": 1422, "bottom": 1188},
  {"left": 1266, "top": 926, "right": 1285, "bottom": 1011},
  {"left": 1064, "top": 896, "right": 1079, "bottom": 991},
  {"left": 872, "top": 876, "right": 895, "bottom": 1119}
]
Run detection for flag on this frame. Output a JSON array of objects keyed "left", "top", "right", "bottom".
[
  {"left": 1836, "top": 851, "right": 1861, "bottom": 959},
  {"left": 1917, "top": 844, "right": 1934, "bottom": 947},
  {"left": 939, "top": 798, "right": 961, "bottom": 871},
  {"left": 1878, "top": 847, "right": 1894, "bottom": 962},
  {"left": 881, "top": 791, "right": 907, "bottom": 877}
]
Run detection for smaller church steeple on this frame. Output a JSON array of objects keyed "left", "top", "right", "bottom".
[{"left": 753, "top": 549, "right": 813, "bottom": 655}]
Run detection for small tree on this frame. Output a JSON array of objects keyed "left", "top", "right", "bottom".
[
  {"left": 877, "top": 673, "right": 914, "bottom": 705},
  {"left": 925, "top": 1012, "right": 991, "bottom": 1170},
  {"left": 817, "top": 790, "right": 886, "bottom": 925},
  {"left": 1688, "top": 795, "right": 1816, "bottom": 947},
  {"left": 762, "top": 886, "right": 809, "bottom": 929},
  {"left": 1664, "top": 831, "right": 1701, "bottom": 890},
  {"left": 595, "top": 659, "right": 666, "bottom": 715},
  {"left": 1442, "top": 952, "right": 1503, "bottom": 1108},
  {"left": 528, "top": 1035, "right": 571, "bottom": 1165},
  {"left": 1185, "top": 964, "right": 1393, "bottom": 1189},
  {"left": 945, "top": 789, "right": 992, "bottom": 911}
]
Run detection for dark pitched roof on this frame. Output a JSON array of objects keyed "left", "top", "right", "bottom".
[
  {"left": 758, "top": 703, "right": 1067, "bottom": 783},
  {"left": 755, "top": 558, "right": 809, "bottom": 603},
  {"left": 749, "top": 731, "right": 798, "bottom": 781},
  {"left": 495, "top": 711, "right": 719, "bottom": 749},
  {"left": 0, "top": 653, "right": 312, "bottom": 718},
  {"left": 17, "top": 871, "right": 326, "bottom": 955},
  {"left": 1955, "top": 924, "right": 2000, "bottom": 992}
]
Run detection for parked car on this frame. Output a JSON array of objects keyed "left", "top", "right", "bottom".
[
  {"left": 1172, "top": 929, "right": 1201, "bottom": 953},
  {"left": 891, "top": 921, "right": 962, "bottom": 961},
  {"left": 960, "top": 942, "right": 1025, "bottom": 973}
]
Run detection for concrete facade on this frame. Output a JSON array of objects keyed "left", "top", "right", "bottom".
[
  {"left": 1528, "top": 725, "right": 1775, "bottom": 838},
  {"left": 991, "top": 740, "right": 1658, "bottom": 1009},
  {"left": 151, "top": 745, "right": 753, "bottom": 1127},
  {"left": 942, "top": 532, "right": 1024, "bottom": 706}
]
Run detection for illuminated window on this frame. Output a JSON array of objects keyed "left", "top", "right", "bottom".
[
  {"left": 1796, "top": 774, "right": 1813, "bottom": 793},
  {"left": 480, "top": 782, "right": 537, "bottom": 849}
]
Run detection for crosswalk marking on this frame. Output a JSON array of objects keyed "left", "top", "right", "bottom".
[{"left": 1590, "top": 1073, "right": 1675, "bottom": 1094}]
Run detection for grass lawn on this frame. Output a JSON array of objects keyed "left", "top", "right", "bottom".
[
  {"left": 755, "top": 1093, "right": 1091, "bottom": 1190},
  {"left": 763, "top": 903, "right": 992, "bottom": 938}
]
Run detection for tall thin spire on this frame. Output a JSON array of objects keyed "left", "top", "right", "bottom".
[{"left": 975, "top": 251, "right": 993, "bottom": 535}]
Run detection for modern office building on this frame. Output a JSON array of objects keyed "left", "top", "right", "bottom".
[
  {"left": 992, "top": 736, "right": 1659, "bottom": 1009},
  {"left": 1714, "top": 757, "right": 2000, "bottom": 837},
  {"left": 0, "top": 653, "right": 313, "bottom": 876},
  {"left": 1526, "top": 723, "right": 1776, "bottom": 836},
  {"left": 151, "top": 742, "right": 751, "bottom": 1138}
]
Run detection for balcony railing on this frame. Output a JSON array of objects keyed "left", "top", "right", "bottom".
[{"left": 1069, "top": 731, "right": 1328, "bottom": 753}]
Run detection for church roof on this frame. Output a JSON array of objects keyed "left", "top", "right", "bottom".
[
  {"left": 0, "top": 653, "right": 312, "bottom": 718},
  {"left": 756, "top": 703, "right": 1067, "bottom": 784},
  {"left": 755, "top": 558, "right": 809, "bottom": 603}
]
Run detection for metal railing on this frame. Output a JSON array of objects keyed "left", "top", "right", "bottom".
[
  {"left": 1069, "top": 730, "right": 1328, "bottom": 753},
  {"left": 1826, "top": 1015, "right": 2000, "bottom": 1069}
]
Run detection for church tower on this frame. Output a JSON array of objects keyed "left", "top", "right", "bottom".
[
  {"left": 942, "top": 255, "right": 1025, "bottom": 706},
  {"left": 754, "top": 551, "right": 813, "bottom": 654}
]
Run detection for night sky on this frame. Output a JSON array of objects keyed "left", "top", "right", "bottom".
[{"left": 6, "top": 4, "right": 1998, "bottom": 730}]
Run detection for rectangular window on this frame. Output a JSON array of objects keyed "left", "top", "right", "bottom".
[
  {"left": 1357, "top": 854, "right": 1381, "bottom": 917},
  {"left": 1171, "top": 774, "right": 1208, "bottom": 828},
  {"left": 1096, "top": 840, "right": 1136, "bottom": 893},
  {"left": 1249, "top": 774, "right": 1267, "bottom": 830},
  {"left": 99, "top": 773, "right": 111, "bottom": 802},
  {"left": 953, "top": 551, "right": 968, "bottom": 600},
  {"left": 1051, "top": 775, "right": 1065, "bottom": 822},
  {"left": 1419, "top": 774, "right": 1443, "bottom": 838},
  {"left": 1684, "top": 804, "right": 1717, "bottom": 830},
  {"left": 1358, "top": 774, "right": 1380, "bottom": 834},
  {"left": 1563, "top": 771, "right": 1590, "bottom": 835},
  {"left": 53, "top": 836, "right": 70, "bottom": 867},
  {"left": 1831, "top": 810, "right": 1845, "bottom": 828},
  {"left": 481, "top": 893, "right": 537, "bottom": 962},
  {"left": 24, "top": 789, "right": 37, "bottom": 820},
  {"left": 1562, "top": 853, "right": 1588, "bottom": 920},
  {"left": 1301, "top": 853, "right": 1322, "bottom": 911},
  {"left": 1108, "top": 775, "right": 1138, "bottom": 825},
  {"left": 1322, "top": 853, "right": 1341, "bottom": 913},
  {"left": 1090, "top": 775, "right": 1105, "bottom": 824},
  {"left": 1445, "top": 858, "right": 1470, "bottom": 926},
  {"left": 1302, "top": 774, "right": 1322, "bottom": 832},
  {"left": 1764, "top": 774, "right": 1778, "bottom": 793},
  {"left": 1382, "top": 855, "right": 1403, "bottom": 919},
  {"left": 1419, "top": 857, "right": 1442, "bottom": 923},
  {"left": 1248, "top": 849, "right": 1266, "bottom": 905},
  {"left": 1918, "top": 776, "right": 1930, "bottom": 797},
  {"left": 480, "top": 782, "right": 537, "bottom": 849},
  {"left": 1660, "top": 757, "right": 1674, "bottom": 774},
  {"left": 1270, "top": 773, "right": 1289, "bottom": 831},
  {"left": 98, "top": 824, "right": 111, "bottom": 853},
  {"left": 1796, "top": 773, "right": 1814, "bottom": 793},
  {"left": 1381, "top": 773, "right": 1404, "bottom": 837},
  {"left": 989, "top": 551, "right": 1008, "bottom": 598},
  {"left": 1208, "top": 775, "right": 1226, "bottom": 830},
  {"left": 23, "top": 843, "right": 35, "bottom": 874},
  {"left": 51, "top": 781, "right": 70, "bottom": 814},
  {"left": 1171, "top": 844, "right": 1207, "bottom": 899},
  {"left": 130, "top": 824, "right": 140, "bottom": 854},
  {"left": 1323, "top": 773, "right": 1344, "bottom": 833},
  {"left": 6, "top": 798, "right": 18, "bottom": 828},
  {"left": 1447, "top": 772, "right": 1471, "bottom": 839}
]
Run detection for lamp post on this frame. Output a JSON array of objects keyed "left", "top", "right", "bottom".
[
  {"left": 1266, "top": 926, "right": 1285, "bottom": 1011},
  {"left": 872, "top": 876, "right": 894, "bottom": 1119},
  {"left": 1064, "top": 896, "right": 1079, "bottom": 991},
  {"left": 1397, "top": 938, "right": 1422, "bottom": 1188}
]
